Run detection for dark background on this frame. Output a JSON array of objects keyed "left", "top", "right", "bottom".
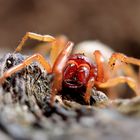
[{"left": 0, "top": 0, "right": 140, "bottom": 58}]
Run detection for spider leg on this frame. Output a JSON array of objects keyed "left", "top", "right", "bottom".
[
  {"left": 96, "top": 76, "right": 139, "bottom": 96},
  {"left": 50, "top": 41, "right": 74, "bottom": 105},
  {"left": 94, "top": 50, "right": 105, "bottom": 82},
  {"left": 118, "top": 64, "right": 138, "bottom": 81},
  {"left": 50, "top": 35, "right": 68, "bottom": 65},
  {"left": 94, "top": 51, "right": 137, "bottom": 80},
  {"left": 15, "top": 32, "right": 55, "bottom": 53},
  {"left": 0, "top": 54, "right": 51, "bottom": 84},
  {"left": 34, "top": 35, "right": 68, "bottom": 63},
  {"left": 93, "top": 50, "right": 109, "bottom": 82},
  {"left": 84, "top": 77, "right": 95, "bottom": 104},
  {"left": 109, "top": 53, "right": 140, "bottom": 69}
]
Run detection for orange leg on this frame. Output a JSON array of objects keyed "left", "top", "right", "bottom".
[
  {"left": 50, "top": 41, "right": 74, "bottom": 105},
  {"left": 113, "top": 63, "right": 138, "bottom": 81},
  {"left": 84, "top": 77, "right": 95, "bottom": 104},
  {"left": 93, "top": 50, "right": 109, "bottom": 82},
  {"left": 50, "top": 35, "right": 68, "bottom": 65},
  {"left": 14, "top": 32, "right": 55, "bottom": 53},
  {"left": 94, "top": 50, "right": 105, "bottom": 82},
  {"left": 109, "top": 53, "right": 140, "bottom": 69},
  {"left": 34, "top": 35, "right": 68, "bottom": 63},
  {"left": 95, "top": 52, "right": 137, "bottom": 81},
  {"left": 0, "top": 54, "right": 51, "bottom": 84},
  {"left": 96, "top": 76, "right": 139, "bottom": 96}
]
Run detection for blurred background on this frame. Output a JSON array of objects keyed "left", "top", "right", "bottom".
[{"left": 0, "top": 0, "right": 140, "bottom": 58}]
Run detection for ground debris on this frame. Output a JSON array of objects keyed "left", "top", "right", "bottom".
[
  {"left": 111, "top": 96, "right": 140, "bottom": 116},
  {"left": 1, "top": 89, "right": 140, "bottom": 140}
]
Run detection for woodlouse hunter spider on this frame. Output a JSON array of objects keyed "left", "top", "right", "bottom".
[{"left": 0, "top": 32, "right": 140, "bottom": 105}]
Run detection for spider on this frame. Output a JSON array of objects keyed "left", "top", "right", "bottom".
[{"left": 0, "top": 32, "right": 140, "bottom": 105}]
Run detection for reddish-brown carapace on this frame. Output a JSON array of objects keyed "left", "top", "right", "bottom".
[{"left": 0, "top": 32, "right": 140, "bottom": 105}]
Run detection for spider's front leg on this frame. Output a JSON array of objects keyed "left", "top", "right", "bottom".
[
  {"left": 109, "top": 53, "right": 140, "bottom": 69},
  {"left": 15, "top": 32, "right": 69, "bottom": 67},
  {"left": 93, "top": 51, "right": 139, "bottom": 96},
  {"left": 50, "top": 41, "right": 74, "bottom": 105},
  {"left": 96, "top": 52, "right": 140, "bottom": 96},
  {"left": 84, "top": 50, "right": 107, "bottom": 104},
  {"left": 34, "top": 35, "right": 68, "bottom": 65},
  {"left": 50, "top": 35, "right": 68, "bottom": 65},
  {"left": 97, "top": 76, "right": 139, "bottom": 95},
  {"left": 0, "top": 54, "right": 52, "bottom": 84},
  {"left": 93, "top": 50, "right": 106, "bottom": 82},
  {"left": 15, "top": 32, "right": 55, "bottom": 53}
]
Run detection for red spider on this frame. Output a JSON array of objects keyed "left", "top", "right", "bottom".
[{"left": 0, "top": 32, "right": 140, "bottom": 105}]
